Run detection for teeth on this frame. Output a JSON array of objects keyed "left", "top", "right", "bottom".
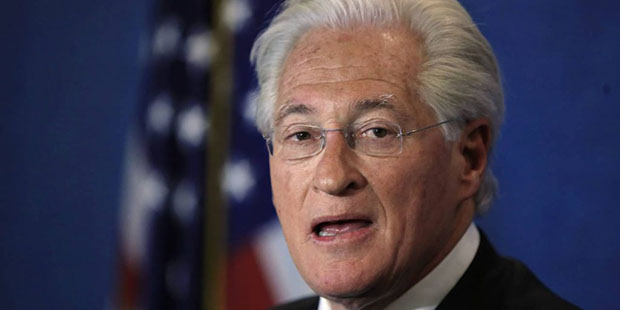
[{"left": 318, "top": 230, "right": 336, "bottom": 237}]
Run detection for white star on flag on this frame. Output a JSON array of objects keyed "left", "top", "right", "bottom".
[
  {"left": 153, "top": 17, "right": 181, "bottom": 57},
  {"left": 176, "top": 104, "right": 208, "bottom": 147},
  {"left": 184, "top": 28, "right": 218, "bottom": 69},
  {"left": 222, "top": 159, "right": 256, "bottom": 203},
  {"left": 172, "top": 180, "right": 198, "bottom": 223},
  {"left": 223, "top": 0, "right": 251, "bottom": 32},
  {"left": 243, "top": 88, "right": 259, "bottom": 125},
  {"left": 147, "top": 93, "right": 174, "bottom": 134}
]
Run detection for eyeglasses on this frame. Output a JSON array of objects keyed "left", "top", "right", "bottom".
[{"left": 263, "top": 118, "right": 454, "bottom": 160}]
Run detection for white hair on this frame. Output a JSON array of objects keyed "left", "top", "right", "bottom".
[{"left": 250, "top": 0, "right": 504, "bottom": 213}]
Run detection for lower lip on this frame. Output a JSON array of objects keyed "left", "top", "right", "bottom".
[{"left": 312, "top": 224, "right": 375, "bottom": 244}]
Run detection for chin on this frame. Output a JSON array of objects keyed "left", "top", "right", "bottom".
[
  {"left": 311, "top": 276, "right": 370, "bottom": 299},
  {"left": 303, "top": 261, "right": 390, "bottom": 304}
]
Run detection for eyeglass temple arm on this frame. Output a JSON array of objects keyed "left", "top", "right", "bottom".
[{"left": 402, "top": 119, "right": 456, "bottom": 136}]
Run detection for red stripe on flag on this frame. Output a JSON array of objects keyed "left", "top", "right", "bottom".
[
  {"left": 116, "top": 254, "right": 141, "bottom": 308},
  {"left": 226, "top": 243, "right": 274, "bottom": 310}
]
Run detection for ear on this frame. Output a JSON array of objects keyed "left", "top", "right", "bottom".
[{"left": 457, "top": 118, "right": 491, "bottom": 199}]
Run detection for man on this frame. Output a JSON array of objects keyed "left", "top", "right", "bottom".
[{"left": 250, "top": 0, "right": 579, "bottom": 309}]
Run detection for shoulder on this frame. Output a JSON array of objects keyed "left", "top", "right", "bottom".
[
  {"left": 438, "top": 231, "right": 580, "bottom": 310},
  {"left": 494, "top": 256, "right": 580, "bottom": 310},
  {"left": 270, "top": 296, "right": 319, "bottom": 310}
]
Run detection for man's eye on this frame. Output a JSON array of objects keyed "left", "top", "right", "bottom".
[
  {"left": 362, "top": 127, "right": 394, "bottom": 138},
  {"left": 286, "top": 131, "right": 313, "bottom": 141}
]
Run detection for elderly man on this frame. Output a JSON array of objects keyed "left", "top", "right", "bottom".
[{"left": 250, "top": 0, "right": 578, "bottom": 309}]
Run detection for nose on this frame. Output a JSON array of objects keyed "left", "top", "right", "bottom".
[{"left": 312, "top": 131, "right": 367, "bottom": 196}]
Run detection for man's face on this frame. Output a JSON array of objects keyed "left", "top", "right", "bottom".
[{"left": 270, "top": 26, "right": 475, "bottom": 307}]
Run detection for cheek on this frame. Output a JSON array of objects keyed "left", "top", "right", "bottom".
[
  {"left": 269, "top": 161, "right": 312, "bottom": 220},
  {"left": 373, "top": 159, "right": 426, "bottom": 210},
  {"left": 373, "top": 149, "right": 452, "bottom": 230},
  {"left": 270, "top": 161, "right": 291, "bottom": 215},
  {"left": 398, "top": 152, "right": 454, "bottom": 227}
]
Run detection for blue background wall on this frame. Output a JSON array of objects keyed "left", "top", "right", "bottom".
[
  {"left": 1, "top": 0, "right": 150, "bottom": 308},
  {"left": 463, "top": 2, "right": 620, "bottom": 309},
  {"left": 1, "top": 0, "right": 618, "bottom": 309}
]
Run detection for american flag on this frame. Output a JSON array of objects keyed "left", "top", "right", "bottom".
[{"left": 116, "top": 0, "right": 312, "bottom": 309}]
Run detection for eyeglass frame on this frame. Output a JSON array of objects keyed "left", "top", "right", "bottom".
[{"left": 262, "top": 118, "right": 456, "bottom": 160}]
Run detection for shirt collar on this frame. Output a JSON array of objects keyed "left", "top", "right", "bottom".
[{"left": 318, "top": 223, "right": 480, "bottom": 310}]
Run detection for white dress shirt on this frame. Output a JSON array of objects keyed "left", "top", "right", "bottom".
[{"left": 318, "top": 223, "right": 480, "bottom": 310}]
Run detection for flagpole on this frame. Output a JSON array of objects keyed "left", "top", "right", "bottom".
[{"left": 203, "top": 0, "right": 233, "bottom": 309}]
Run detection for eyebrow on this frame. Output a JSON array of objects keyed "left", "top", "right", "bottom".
[
  {"left": 274, "top": 94, "right": 398, "bottom": 125},
  {"left": 353, "top": 96, "right": 396, "bottom": 112},
  {"left": 275, "top": 102, "right": 316, "bottom": 124}
]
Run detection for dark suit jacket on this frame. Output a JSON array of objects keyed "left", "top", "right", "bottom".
[{"left": 271, "top": 232, "right": 580, "bottom": 310}]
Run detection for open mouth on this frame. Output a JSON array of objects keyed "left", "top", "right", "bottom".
[{"left": 312, "top": 218, "right": 373, "bottom": 239}]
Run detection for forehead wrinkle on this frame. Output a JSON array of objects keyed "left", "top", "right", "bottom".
[
  {"left": 287, "top": 55, "right": 328, "bottom": 69},
  {"left": 282, "top": 77, "right": 411, "bottom": 97},
  {"left": 285, "top": 64, "right": 403, "bottom": 79},
  {"left": 280, "top": 64, "right": 373, "bottom": 88}
]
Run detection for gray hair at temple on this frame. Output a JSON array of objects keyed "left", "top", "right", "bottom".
[{"left": 250, "top": 0, "right": 504, "bottom": 214}]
